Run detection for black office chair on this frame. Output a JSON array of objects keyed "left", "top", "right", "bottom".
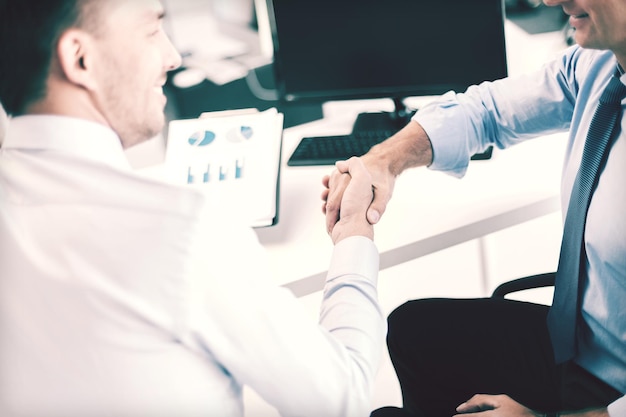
[
  {"left": 491, "top": 272, "right": 556, "bottom": 299},
  {"left": 371, "top": 273, "right": 558, "bottom": 417}
]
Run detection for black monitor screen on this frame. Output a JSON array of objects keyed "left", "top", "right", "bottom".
[{"left": 266, "top": 0, "right": 508, "bottom": 103}]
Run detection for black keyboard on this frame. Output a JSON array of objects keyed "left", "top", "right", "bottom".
[{"left": 287, "top": 130, "right": 394, "bottom": 166}]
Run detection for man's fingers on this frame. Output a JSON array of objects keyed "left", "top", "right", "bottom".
[
  {"left": 340, "top": 156, "right": 368, "bottom": 178},
  {"left": 322, "top": 174, "right": 330, "bottom": 189},
  {"left": 334, "top": 159, "right": 350, "bottom": 174},
  {"left": 366, "top": 208, "right": 380, "bottom": 224},
  {"left": 321, "top": 188, "right": 330, "bottom": 214},
  {"left": 456, "top": 394, "right": 500, "bottom": 414},
  {"left": 324, "top": 171, "right": 350, "bottom": 234},
  {"left": 324, "top": 157, "right": 377, "bottom": 233},
  {"left": 365, "top": 187, "right": 389, "bottom": 224}
]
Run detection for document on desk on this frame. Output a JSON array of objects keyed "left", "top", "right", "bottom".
[{"left": 165, "top": 108, "right": 284, "bottom": 227}]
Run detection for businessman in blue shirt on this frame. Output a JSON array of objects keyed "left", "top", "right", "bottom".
[{"left": 324, "top": 0, "right": 626, "bottom": 416}]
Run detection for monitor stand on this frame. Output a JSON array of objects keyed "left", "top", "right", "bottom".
[{"left": 351, "top": 97, "right": 415, "bottom": 136}]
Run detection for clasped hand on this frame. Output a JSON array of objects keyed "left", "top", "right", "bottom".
[
  {"left": 455, "top": 394, "right": 545, "bottom": 417},
  {"left": 320, "top": 157, "right": 377, "bottom": 243},
  {"left": 322, "top": 152, "right": 396, "bottom": 238},
  {"left": 456, "top": 394, "right": 608, "bottom": 417}
]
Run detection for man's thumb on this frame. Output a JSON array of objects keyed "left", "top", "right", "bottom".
[{"left": 367, "top": 207, "right": 381, "bottom": 224}]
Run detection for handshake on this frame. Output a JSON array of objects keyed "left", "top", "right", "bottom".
[
  {"left": 321, "top": 157, "right": 376, "bottom": 244},
  {"left": 321, "top": 121, "right": 433, "bottom": 245}
]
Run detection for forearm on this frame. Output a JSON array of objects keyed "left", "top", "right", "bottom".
[
  {"left": 331, "top": 216, "right": 374, "bottom": 242},
  {"left": 363, "top": 120, "right": 433, "bottom": 177},
  {"left": 318, "top": 235, "right": 384, "bottom": 416}
]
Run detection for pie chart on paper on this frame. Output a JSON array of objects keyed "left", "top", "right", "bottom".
[
  {"left": 188, "top": 130, "right": 216, "bottom": 147},
  {"left": 227, "top": 126, "right": 254, "bottom": 143}
]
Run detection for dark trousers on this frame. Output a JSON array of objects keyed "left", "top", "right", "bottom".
[{"left": 371, "top": 298, "right": 622, "bottom": 417}]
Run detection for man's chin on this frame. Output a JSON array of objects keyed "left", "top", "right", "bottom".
[
  {"left": 121, "top": 124, "right": 165, "bottom": 150},
  {"left": 571, "top": 32, "right": 608, "bottom": 52}
]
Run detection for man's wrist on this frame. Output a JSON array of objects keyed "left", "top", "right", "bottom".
[
  {"left": 331, "top": 218, "right": 374, "bottom": 244},
  {"left": 366, "top": 120, "right": 433, "bottom": 176}
]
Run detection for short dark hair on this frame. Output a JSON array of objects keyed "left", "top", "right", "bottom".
[{"left": 0, "top": 0, "right": 85, "bottom": 115}]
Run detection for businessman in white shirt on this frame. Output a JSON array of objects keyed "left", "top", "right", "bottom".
[{"left": 0, "top": 1, "right": 385, "bottom": 416}]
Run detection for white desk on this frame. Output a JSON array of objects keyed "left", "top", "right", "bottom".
[{"left": 255, "top": 97, "right": 566, "bottom": 296}]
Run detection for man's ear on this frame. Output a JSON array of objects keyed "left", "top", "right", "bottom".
[{"left": 56, "top": 28, "right": 98, "bottom": 91}]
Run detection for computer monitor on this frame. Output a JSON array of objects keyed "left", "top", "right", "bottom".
[{"left": 265, "top": 0, "right": 508, "bottom": 133}]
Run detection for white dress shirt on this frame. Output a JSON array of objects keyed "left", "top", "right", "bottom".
[
  {"left": 414, "top": 45, "right": 625, "bottom": 415},
  {"left": 0, "top": 115, "right": 385, "bottom": 417}
]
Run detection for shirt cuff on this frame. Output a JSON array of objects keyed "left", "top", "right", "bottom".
[
  {"left": 608, "top": 395, "right": 626, "bottom": 417},
  {"left": 412, "top": 91, "right": 471, "bottom": 178},
  {"left": 327, "top": 235, "right": 379, "bottom": 286}
]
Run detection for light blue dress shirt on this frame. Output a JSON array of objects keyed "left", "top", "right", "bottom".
[{"left": 414, "top": 45, "right": 625, "bottom": 415}]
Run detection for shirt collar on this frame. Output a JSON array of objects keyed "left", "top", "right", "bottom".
[
  {"left": 3, "top": 115, "right": 131, "bottom": 170},
  {"left": 617, "top": 63, "right": 626, "bottom": 82}
]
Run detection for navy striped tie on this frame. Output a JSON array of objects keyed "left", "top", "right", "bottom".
[{"left": 547, "top": 71, "right": 626, "bottom": 364}]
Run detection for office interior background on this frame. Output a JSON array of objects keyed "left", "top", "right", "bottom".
[
  {"left": 0, "top": 0, "right": 573, "bottom": 415},
  {"left": 158, "top": 1, "right": 571, "bottom": 414}
]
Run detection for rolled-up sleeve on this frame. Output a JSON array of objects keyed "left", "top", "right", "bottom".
[{"left": 413, "top": 45, "right": 580, "bottom": 177}]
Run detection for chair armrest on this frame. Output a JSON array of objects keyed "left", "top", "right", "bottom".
[{"left": 491, "top": 272, "right": 556, "bottom": 298}]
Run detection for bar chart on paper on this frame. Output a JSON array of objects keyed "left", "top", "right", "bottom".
[
  {"left": 184, "top": 127, "right": 250, "bottom": 184},
  {"left": 166, "top": 108, "right": 284, "bottom": 227}
]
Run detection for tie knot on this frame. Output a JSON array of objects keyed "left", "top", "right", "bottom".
[{"left": 600, "top": 75, "right": 626, "bottom": 105}]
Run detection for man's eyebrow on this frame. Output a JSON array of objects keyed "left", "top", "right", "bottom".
[
  {"left": 139, "top": 8, "right": 165, "bottom": 27},
  {"left": 141, "top": 7, "right": 165, "bottom": 23}
]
